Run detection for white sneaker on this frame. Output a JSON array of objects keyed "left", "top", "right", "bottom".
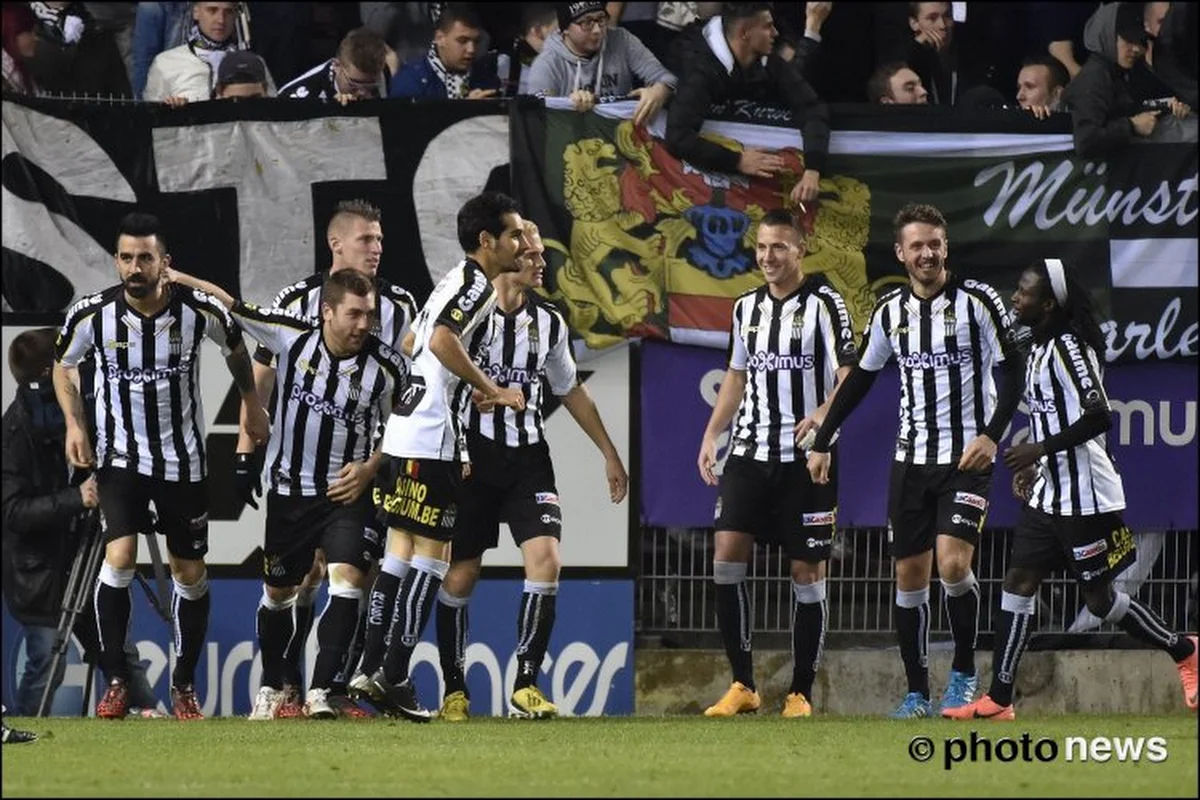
[
  {"left": 304, "top": 688, "right": 336, "bottom": 719},
  {"left": 249, "top": 686, "right": 284, "bottom": 720}
]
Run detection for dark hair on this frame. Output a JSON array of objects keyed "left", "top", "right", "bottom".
[
  {"left": 115, "top": 211, "right": 167, "bottom": 254},
  {"left": 892, "top": 202, "right": 946, "bottom": 242},
  {"left": 1025, "top": 260, "right": 1106, "bottom": 356},
  {"left": 337, "top": 27, "right": 387, "bottom": 74},
  {"left": 8, "top": 328, "right": 57, "bottom": 384},
  {"left": 758, "top": 208, "right": 805, "bottom": 242},
  {"left": 327, "top": 199, "right": 382, "bottom": 237},
  {"left": 457, "top": 191, "right": 522, "bottom": 252},
  {"left": 722, "top": 2, "right": 772, "bottom": 36},
  {"left": 437, "top": 3, "right": 484, "bottom": 33},
  {"left": 522, "top": 2, "right": 558, "bottom": 33},
  {"left": 322, "top": 268, "right": 375, "bottom": 310},
  {"left": 1020, "top": 54, "right": 1070, "bottom": 91},
  {"left": 908, "top": 1, "right": 949, "bottom": 20},
  {"left": 867, "top": 61, "right": 910, "bottom": 103}
]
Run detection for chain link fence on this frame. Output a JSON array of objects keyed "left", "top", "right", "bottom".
[{"left": 638, "top": 526, "right": 1198, "bottom": 648}]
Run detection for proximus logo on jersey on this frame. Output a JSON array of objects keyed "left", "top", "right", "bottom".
[
  {"left": 482, "top": 362, "right": 534, "bottom": 385},
  {"left": 288, "top": 384, "right": 367, "bottom": 424},
  {"left": 897, "top": 349, "right": 974, "bottom": 370},
  {"left": 105, "top": 361, "right": 191, "bottom": 382},
  {"left": 746, "top": 352, "right": 816, "bottom": 371}
]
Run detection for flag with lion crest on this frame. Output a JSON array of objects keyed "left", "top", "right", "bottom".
[{"left": 509, "top": 98, "right": 1197, "bottom": 364}]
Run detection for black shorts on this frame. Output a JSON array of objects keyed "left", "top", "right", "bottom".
[
  {"left": 887, "top": 462, "right": 992, "bottom": 559},
  {"left": 361, "top": 514, "right": 387, "bottom": 563},
  {"left": 373, "top": 456, "right": 461, "bottom": 542},
  {"left": 96, "top": 466, "right": 209, "bottom": 560},
  {"left": 263, "top": 493, "right": 374, "bottom": 587},
  {"left": 714, "top": 454, "right": 837, "bottom": 562},
  {"left": 1009, "top": 506, "right": 1137, "bottom": 586},
  {"left": 454, "top": 434, "right": 561, "bottom": 563}
]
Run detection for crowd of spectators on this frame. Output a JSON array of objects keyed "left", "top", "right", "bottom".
[{"left": 0, "top": 1, "right": 1196, "bottom": 157}]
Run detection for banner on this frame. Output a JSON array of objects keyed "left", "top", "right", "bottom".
[
  {"left": 2, "top": 95, "right": 512, "bottom": 312},
  {"left": 2, "top": 578, "right": 634, "bottom": 717},
  {"left": 640, "top": 340, "right": 1198, "bottom": 530},
  {"left": 510, "top": 99, "right": 1198, "bottom": 364}
]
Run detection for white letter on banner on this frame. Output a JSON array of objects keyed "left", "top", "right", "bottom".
[
  {"left": 152, "top": 119, "right": 387, "bottom": 305},
  {"left": 1, "top": 105, "right": 137, "bottom": 298},
  {"left": 413, "top": 115, "right": 509, "bottom": 284},
  {"left": 221, "top": 641, "right": 255, "bottom": 718}
]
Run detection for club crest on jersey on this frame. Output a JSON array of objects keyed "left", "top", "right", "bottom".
[
  {"left": 790, "top": 313, "right": 805, "bottom": 339},
  {"left": 943, "top": 311, "right": 957, "bottom": 337},
  {"left": 347, "top": 382, "right": 361, "bottom": 402},
  {"left": 168, "top": 331, "right": 182, "bottom": 355}
]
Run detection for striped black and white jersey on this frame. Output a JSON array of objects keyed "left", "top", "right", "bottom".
[
  {"left": 233, "top": 301, "right": 404, "bottom": 496},
  {"left": 55, "top": 284, "right": 242, "bottom": 483},
  {"left": 381, "top": 259, "right": 497, "bottom": 461},
  {"left": 1025, "top": 330, "right": 1125, "bottom": 516},
  {"left": 727, "top": 279, "right": 858, "bottom": 462},
  {"left": 252, "top": 272, "right": 416, "bottom": 367},
  {"left": 458, "top": 292, "right": 577, "bottom": 447},
  {"left": 859, "top": 274, "right": 1014, "bottom": 466}
]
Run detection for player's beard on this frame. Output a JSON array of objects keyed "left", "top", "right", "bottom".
[{"left": 124, "top": 275, "right": 156, "bottom": 299}]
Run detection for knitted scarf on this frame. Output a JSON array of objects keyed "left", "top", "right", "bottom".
[{"left": 427, "top": 44, "right": 468, "bottom": 98}]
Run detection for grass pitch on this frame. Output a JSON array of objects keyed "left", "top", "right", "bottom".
[{"left": 2, "top": 713, "right": 1196, "bottom": 797}]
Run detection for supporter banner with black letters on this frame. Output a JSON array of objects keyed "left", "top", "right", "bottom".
[
  {"left": 1, "top": 94, "right": 511, "bottom": 312},
  {"left": 510, "top": 98, "right": 1198, "bottom": 364}
]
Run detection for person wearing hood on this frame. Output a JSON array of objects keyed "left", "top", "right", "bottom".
[
  {"left": 664, "top": 3, "right": 829, "bottom": 206},
  {"left": 1064, "top": 1, "right": 1188, "bottom": 160},
  {"left": 526, "top": 2, "right": 677, "bottom": 126}
]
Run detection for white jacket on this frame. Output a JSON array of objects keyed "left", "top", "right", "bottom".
[{"left": 144, "top": 44, "right": 277, "bottom": 102}]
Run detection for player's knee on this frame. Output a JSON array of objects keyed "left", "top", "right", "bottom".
[
  {"left": 789, "top": 559, "right": 825, "bottom": 584},
  {"left": 936, "top": 554, "right": 973, "bottom": 585},
  {"left": 1002, "top": 567, "right": 1043, "bottom": 596},
  {"left": 262, "top": 584, "right": 298, "bottom": 607},
  {"left": 104, "top": 537, "right": 137, "bottom": 570},
  {"left": 327, "top": 563, "right": 364, "bottom": 602},
  {"left": 522, "top": 539, "right": 560, "bottom": 582},
  {"left": 170, "top": 557, "right": 206, "bottom": 586},
  {"left": 1081, "top": 584, "right": 1117, "bottom": 619},
  {"left": 385, "top": 528, "right": 414, "bottom": 561},
  {"left": 444, "top": 559, "right": 481, "bottom": 596}
]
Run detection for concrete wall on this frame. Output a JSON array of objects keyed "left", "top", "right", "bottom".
[{"left": 636, "top": 648, "right": 1193, "bottom": 716}]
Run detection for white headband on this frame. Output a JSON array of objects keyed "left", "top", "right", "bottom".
[{"left": 1044, "top": 258, "right": 1068, "bottom": 306}]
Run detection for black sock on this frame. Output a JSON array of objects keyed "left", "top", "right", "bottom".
[
  {"left": 790, "top": 581, "right": 826, "bottom": 699},
  {"left": 171, "top": 577, "right": 211, "bottom": 688},
  {"left": 382, "top": 558, "right": 446, "bottom": 684},
  {"left": 310, "top": 595, "right": 361, "bottom": 691},
  {"left": 256, "top": 599, "right": 296, "bottom": 690},
  {"left": 437, "top": 591, "right": 470, "bottom": 697},
  {"left": 895, "top": 588, "right": 930, "bottom": 698},
  {"left": 283, "top": 593, "right": 317, "bottom": 687},
  {"left": 332, "top": 600, "right": 368, "bottom": 694},
  {"left": 943, "top": 573, "right": 980, "bottom": 676},
  {"left": 359, "top": 562, "right": 405, "bottom": 678},
  {"left": 988, "top": 591, "right": 1035, "bottom": 706},
  {"left": 714, "top": 563, "right": 754, "bottom": 691},
  {"left": 94, "top": 568, "right": 133, "bottom": 682},
  {"left": 1113, "top": 595, "right": 1194, "bottom": 662},
  {"left": 515, "top": 582, "right": 558, "bottom": 692}
]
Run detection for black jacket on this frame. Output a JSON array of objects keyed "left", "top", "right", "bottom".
[
  {"left": 1063, "top": 3, "right": 1142, "bottom": 160},
  {"left": 665, "top": 17, "right": 829, "bottom": 176},
  {"left": 1, "top": 394, "right": 89, "bottom": 627}
]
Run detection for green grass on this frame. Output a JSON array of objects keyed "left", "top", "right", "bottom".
[{"left": 3, "top": 714, "right": 1197, "bottom": 797}]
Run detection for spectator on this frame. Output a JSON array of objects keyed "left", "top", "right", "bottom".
[
  {"left": 665, "top": 3, "right": 828, "bottom": 206},
  {"left": 1034, "top": 2, "right": 1101, "bottom": 80},
  {"left": 788, "top": 2, "right": 831, "bottom": 76},
  {"left": 528, "top": 1, "right": 676, "bottom": 126},
  {"left": 866, "top": 60, "right": 928, "bottom": 104},
  {"left": 25, "top": 2, "right": 131, "bottom": 97},
  {"left": 360, "top": 2, "right": 436, "bottom": 65},
  {"left": 498, "top": 2, "right": 558, "bottom": 96},
  {"left": 144, "top": 2, "right": 274, "bottom": 104},
  {"left": 1065, "top": 1, "right": 1186, "bottom": 159},
  {"left": 388, "top": 3, "right": 499, "bottom": 99},
  {"left": 82, "top": 2, "right": 135, "bottom": 84},
  {"left": 280, "top": 25, "right": 387, "bottom": 102},
  {"left": 1017, "top": 54, "right": 1070, "bottom": 119},
  {"left": 1145, "top": 0, "right": 1196, "bottom": 108},
  {"left": 1, "top": 3, "right": 40, "bottom": 94},
  {"left": 213, "top": 48, "right": 269, "bottom": 98},
  {"left": 660, "top": 1, "right": 721, "bottom": 78},
  {"left": 245, "top": 2, "right": 308, "bottom": 93},
  {"left": 131, "top": 2, "right": 189, "bottom": 100}
]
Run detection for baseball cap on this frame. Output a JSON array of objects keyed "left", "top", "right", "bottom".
[{"left": 217, "top": 51, "right": 267, "bottom": 86}]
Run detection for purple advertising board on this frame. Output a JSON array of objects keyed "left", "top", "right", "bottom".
[{"left": 640, "top": 340, "right": 1198, "bottom": 530}]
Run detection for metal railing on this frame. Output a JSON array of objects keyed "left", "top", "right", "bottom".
[{"left": 638, "top": 526, "right": 1198, "bottom": 646}]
